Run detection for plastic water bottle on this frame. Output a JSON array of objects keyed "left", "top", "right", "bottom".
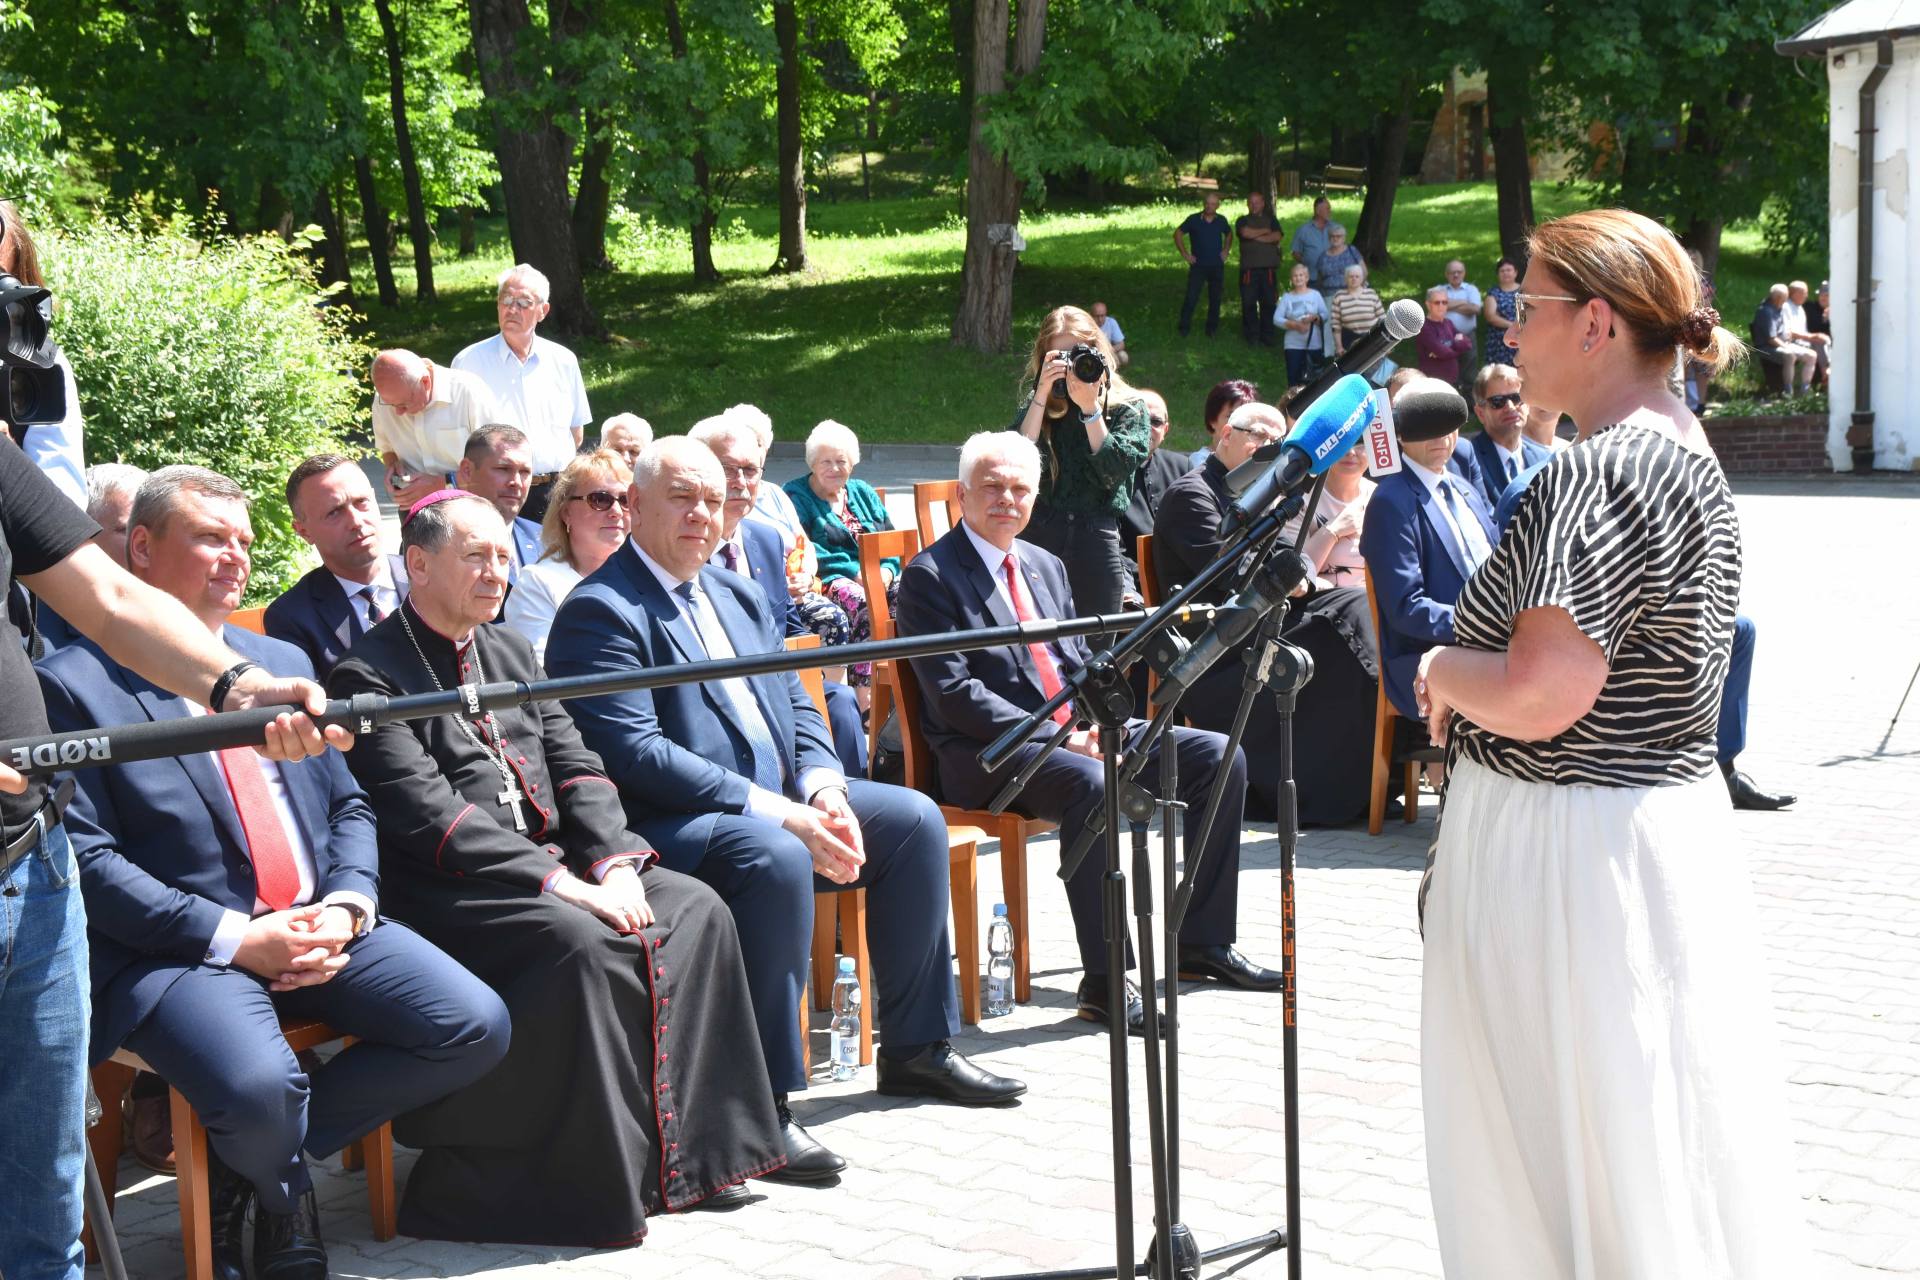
[
  {"left": 986, "top": 903, "right": 1015, "bottom": 1017},
  {"left": 829, "top": 956, "right": 861, "bottom": 1081}
]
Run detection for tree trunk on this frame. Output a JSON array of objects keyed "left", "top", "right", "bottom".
[
  {"left": 953, "top": 0, "right": 1047, "bottom": 353},
  {"left": 351, "top": 154, "right": 399, "bottom": 308},
  {"left": 1677, "top": 97, "right": 1730, "bottom": 281},
  {"left": 573, "top": 114, "right": 615, "bottom": 273},
  {"left": 1354, "top": 74, "right": 1414, "bottom": 268},
  {"left": 770, "top": 0, "right": 807, "bottom": 273},
  {"left": 1248, "top": 128, "right": 1276, "bottom": 212},
  {"left": 1487, "top": 60, "right": 1536, "bottom": 269},
  {"left": 373, "top": 0, "right": 435, "bottom": 301},
  {"left": 311, "top": 188, "right": 355, "bottom": 303},
  {"left": 662, "top": 0, "right": 721, "bottom": 284},
  {"left": 459, "top": 207, "right": 477, "bottom": 257},
  {"left": 467, "top": 0, "right": 599, "bottom": 332}
]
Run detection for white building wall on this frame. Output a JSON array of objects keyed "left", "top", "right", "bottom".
[{"left": 1825, "top": 37, "right": 1919, "bottom": 471}]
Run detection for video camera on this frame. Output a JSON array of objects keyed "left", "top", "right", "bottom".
[{"left": 0, "top": 272, "right": 67, "bottom": 434}]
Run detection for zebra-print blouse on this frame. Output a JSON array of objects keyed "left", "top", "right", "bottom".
[{"left": 1448, "top": 422, "right": 1741, "bottom": 788}]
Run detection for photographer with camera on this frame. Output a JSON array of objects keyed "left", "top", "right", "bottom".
[
  {"left": 1010, "top": 306, "right": 1152, "bottom": 618},
  {"left": 0, "top": 202, "right": 85, "bottom": 508}
]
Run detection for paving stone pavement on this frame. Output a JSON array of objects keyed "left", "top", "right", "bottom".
[{"left": 99, "top": 474, "right": 1919, "bottom": 1279}]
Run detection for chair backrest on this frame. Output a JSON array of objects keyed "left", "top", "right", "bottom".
[
  {"left": 784, "top": 633, "right": 830, "bottom": 719},
  {"left": 913, "top": 480, "right": 962, "bottom": 547},
  {"left": 857, "top": 528, "right": 920, "bottom": 642},
  {"left": 881, "top": 644, "right": 938, "bottom": 794},
  {"left": 1135, "top": 534, "right": 1162, "bottom": 607},
  {"left": 228, "top": 605, "right": 268, "bottom": 635}
]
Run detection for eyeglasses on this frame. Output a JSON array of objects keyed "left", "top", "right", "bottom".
[
  {"left": 719, "top": 463, "right": 762, "bottom": 481},
  {"left": 568, "top": 489, "right": 630, "bottom": 512},
  {"left": 499, "top": 296, "right": 542, "bottom": 312},
  {"left": 1480, "top": 392, "right": 1524, "bottom": 410},
  {"left": 1228, "top": 424, "right": 1281, "bottom": 443},
  {"left": 1512, "top": 292, "right": 1582, "bottom": 326}
]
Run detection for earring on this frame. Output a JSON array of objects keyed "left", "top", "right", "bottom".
[{"left": 1582, "top": 342, "right": 1591, "bottom": 352}]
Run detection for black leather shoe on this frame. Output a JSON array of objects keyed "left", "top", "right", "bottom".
[
  {"left": 875, "top": 1041, "right": 1026, "bottom": 1105},
  {"left": 761, "top": 1098, "right": 846, "bottom": 1183},
  {"left": 253, "top": 1185, "right": 327, "bottom": 1280},
  {"left": 1177, "top": 944, "right": 1284, "bottom": 992},
  {"left": 692, "top": 1183, "right": 754, "bottom": 1211},
  {"left": 1725, "top": 768, "right": 1796, "bottom": 811},
  {"left": 204, "top": 1148, "right": 251, "bottom": 1280},
  {"left": 1076, "top": 975, "right": 1147, "bottom": 1036}
]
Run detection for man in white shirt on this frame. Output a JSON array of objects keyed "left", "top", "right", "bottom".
[
  {"left": 1781, "top": 279, "right": 1830, "bottom": 388},
  {"left": 265, "top": 454, "right": 409, "bottom": 677},
  {"left": 453, "top": 425, "right": 543, "bottom": 578},
  {"left": 1089, "top": 300, "right": 1130, "bottom": 367},
  {"left": 451, "top": 264, "right": 592, "bottom": 523},
  {"left": 370, "top": 349, "right": 499, "bottom": 511},
  {"left": 1440, "top": 259, "right": 1482, "bottom": 382}
]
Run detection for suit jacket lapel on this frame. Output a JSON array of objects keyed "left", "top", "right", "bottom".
[
  {"left": 953, "top": 537, "right": 1046, "bottom": 698},
  {"left": 122, "top": 668, "right": 250, "bottom": 858}
]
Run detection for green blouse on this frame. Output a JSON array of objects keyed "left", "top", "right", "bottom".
[{"left": 1007, "top": 393, "right": 1153, "bottom": 517}]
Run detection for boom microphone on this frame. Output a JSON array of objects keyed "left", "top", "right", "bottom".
[
  {"left": 1284, "top": 297, "right": 1423, "bottom": 421},
  {"left": 1219, "top": 374, "right": 1376, "bottom": 535},
  {"left": 1390, "top": 377, "right": 1471, "bottom": 441}
]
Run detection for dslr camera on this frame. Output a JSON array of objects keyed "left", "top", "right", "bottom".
[
  {"left": 1065, "top": 342, "right": 1107, "bottom": 384},
  {"left": 0, "top": 273, "right": 66, "bottom": 433}
]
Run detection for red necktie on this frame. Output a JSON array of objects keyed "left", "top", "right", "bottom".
[
  {"left": 1003, "top": 554, "right": 1073, "bottom": 727},
  {"left": 216, "top": 748, "right": 301, "bottom": 912}
]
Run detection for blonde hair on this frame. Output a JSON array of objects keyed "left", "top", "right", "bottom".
[
  {"left": 540, "top": 448, "right": 633, "bottom": 568},
  {"left": 1525, "top": 209, "right": 1742, "bottom": 376},
  {"left": 1018, "top": 305, "right": 1136, "bottom": 403}
]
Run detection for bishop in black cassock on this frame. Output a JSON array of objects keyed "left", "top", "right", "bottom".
[{"left": 328, "top": 491, "right": 783, "bottom": 1246}]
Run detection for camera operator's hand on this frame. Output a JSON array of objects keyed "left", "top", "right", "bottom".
[{"left": 1066, "top": 365, "right": 1103, "bottom": 417}]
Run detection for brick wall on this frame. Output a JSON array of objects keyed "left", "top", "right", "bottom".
[{"left": 1702, "top": 413, "right": 1830, "bottom": 474}]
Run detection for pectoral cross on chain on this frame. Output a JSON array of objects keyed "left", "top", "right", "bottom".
[{"left": 497, "top": 780, "right": 528, "bottom": 832}]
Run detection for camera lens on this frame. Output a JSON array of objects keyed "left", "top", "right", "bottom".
[{"left": 1068, "top": 343, "right": 1106, "bottom": 384}]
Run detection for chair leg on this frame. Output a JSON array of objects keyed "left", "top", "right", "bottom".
[
  {"left": 839, "top": 891, "right": 873, "bottom": 1065},
  {"left": 810, "top": 895, "right": 835, "bottom": 1011},
  {"left": 798, "top": 986, "right": 812, "bottom": 1074},
  {"left": 1369, "top": 708, "right": 1393, "bottom": 837},
  {"left": 1404, "top": 760, "right": 1421, "bottom": 824},
  {"left": 950, "top": 840, "right": 981, "bottom": 1026},
  {"left": 83, "top": 1061, "right": 136, "bottom": 1263},
  {"left": 363, "top": 1124, "right": 397, "bottom": 1242},
  {"left": 170, "top": 1088, "right": 212, "bottom": 1280},
  {"left": 1001, "top": 826, "right": 1032, "bottom": 1005}
]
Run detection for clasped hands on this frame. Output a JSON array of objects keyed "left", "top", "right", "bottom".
[
  {"left": 233, "top": 903, "right": 359, "bottom": 992},
  {"left": 783, "top": 786, "right": 866, "bottom": 885}
]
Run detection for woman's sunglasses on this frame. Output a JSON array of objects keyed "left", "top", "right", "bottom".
[{"left": 568, "top": 489, "right": 630, "bottom": 513}]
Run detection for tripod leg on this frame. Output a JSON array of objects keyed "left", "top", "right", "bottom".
[
  {"left": 1130, "top": 818, "right": 1175, "bottom": 1280},
  {"left": 1099, "top": 722, "right": 1134, "bottom": 1280},
  {"left": 1274, "top": 691, "right": 1303, "bottom": 1280}
]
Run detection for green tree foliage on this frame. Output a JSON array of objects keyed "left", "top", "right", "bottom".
[{"left": 46, "top": 222, "right": 367, "bottom": 601}]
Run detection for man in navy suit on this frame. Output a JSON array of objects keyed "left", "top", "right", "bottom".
[
  {"left": 691, "top": 418, "right": 868, "bottom": 777},
  {"left": 894, "top": 432, "right": 1280, "bottom": 1034},
  {"left": 546, "top": 438, "right": 1023, "bottom": 1181},
  {"left": 265, "top": 454, "right": 408, "bottom": 677},
  {"left": 1463, "top": 364, "right": 1551, "bottom": 509},
  {"left": 455, "top": 424, "right": 543, "bottom": 579},
  {"left": 38, "top": 466, "right": 505, "bottom": 1280},
  {"left": 1359, "top": 380, "right": 1499, "bottom": 723}
]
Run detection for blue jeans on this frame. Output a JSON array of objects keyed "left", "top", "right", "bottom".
[{"left": 0, "top": 821, "right": 89, "bottom": 1280}]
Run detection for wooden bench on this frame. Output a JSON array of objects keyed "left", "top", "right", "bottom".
[
  {"left": 1311, "top": 164, "right": 1368, "bottom": 194},
  {"left": 1175, "top": 174, "right": 1220, "bottom": 192}
]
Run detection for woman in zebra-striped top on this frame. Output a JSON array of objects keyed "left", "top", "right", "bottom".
[{"left": 1410, "top": 209, "right": 1808, "bottom": 1279}]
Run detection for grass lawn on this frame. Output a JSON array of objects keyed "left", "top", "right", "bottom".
[{"left": 359, "top": 182, "right": 1822, "bottom": 455}]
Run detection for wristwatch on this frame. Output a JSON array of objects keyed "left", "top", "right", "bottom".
[{"left": 334, "top": 900, "right": 371, "bottom": 936}]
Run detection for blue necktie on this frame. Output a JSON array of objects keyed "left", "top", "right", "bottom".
[
  {"left": 674, "top": 581, "right": 785, "bottom": 794},
  {"left": 1505, "top": 455, "right": 1519, "bottom": 483},
  {"left": 1439, "top": 479, "right": 1492, "bottom": 569}
]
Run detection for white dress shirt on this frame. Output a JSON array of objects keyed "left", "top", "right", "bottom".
[
  {"left": 372, "top": 361, "right": 499, "bottom": 476},
  {"left": 195, "top": 704, "right": 377, "bottom": 966},
  {"left": 332, "top": 559, "right": 403, "bottom": 631},
  {"left": 629, "top": 543, "right": 843, "bottom": 818},
  {"left": 1405, "top": 457, "right": 1492, "bottom": 569},
  {"left": 501, "top": 556, "right": 583, "bottom": 666},
  {"left": 451, "top": 333, "right": 591, "bottom": 473}
]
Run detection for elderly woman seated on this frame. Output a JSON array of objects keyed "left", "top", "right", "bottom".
[
  {"left": 782, "top": 419, "right": 899, "bottom": 702},
  {"left": 502, "top": 448, "right": 632, "bottom": 663}
]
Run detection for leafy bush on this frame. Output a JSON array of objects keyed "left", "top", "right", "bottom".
[{"left": 44, "top": 221, "right": 368, "bottom": 602}]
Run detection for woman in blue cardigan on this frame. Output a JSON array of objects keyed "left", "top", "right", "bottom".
[{"left": 782, "top": 419, "right": 900, "bottom": 705}]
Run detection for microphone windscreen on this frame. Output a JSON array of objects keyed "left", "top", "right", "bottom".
[
  {"left": 1283, "top": 373, "right": 1378, "bottom": 475},
  {"left": 1384, "top": 297, "right": 1425, "bottom": 341},
  {"left": 1393, "top": 380, "right": 1470, "bottom": 442}
]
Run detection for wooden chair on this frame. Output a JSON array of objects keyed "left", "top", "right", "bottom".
[
  {"left": 227, "top": 605, "right": 268, "bottom": 635},
  {"left": 1363, "top": 567, "right": 1443, "bottom": 835},
  {"left": 913, "top": 480, "right": 962, "bottom": 547},
  {"left": 788, "top": 634, "right": 874, "bottom": 1068},
  {"left": 1135, "top": 533, "right": 1167, "bottom": 709},
  {"left": 86, "top": 1019, "right": 395, "bottom": 1280},
  {"left": 857, "top": 528, "right": 1048, "bottom": 1005}
]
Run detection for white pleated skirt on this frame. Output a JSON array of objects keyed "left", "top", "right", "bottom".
[{"left": 1422, "top": 758, "right": 1809, "bottom": 1279}]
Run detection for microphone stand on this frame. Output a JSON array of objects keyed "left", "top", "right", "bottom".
[{"left": 963, "top": 482, "right": 1325, "bottom": 1280}]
